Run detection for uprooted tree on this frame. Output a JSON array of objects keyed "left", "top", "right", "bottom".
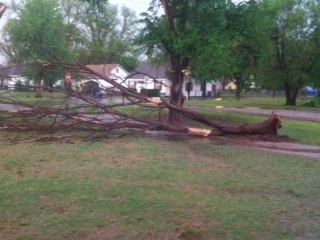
[{"left": 0, "top": 62, "right": 282, "bottom": 141}]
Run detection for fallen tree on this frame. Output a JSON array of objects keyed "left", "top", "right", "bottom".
[{"left": 0, "top": 62, "right": 282, "bottom": 140}]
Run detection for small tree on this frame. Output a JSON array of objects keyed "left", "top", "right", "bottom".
[
  {"left": 6, "top": 0, "right": 73, "bottom": 97},
  {"left": 258, "top": 0, "right": 320, "bottom": 105}
]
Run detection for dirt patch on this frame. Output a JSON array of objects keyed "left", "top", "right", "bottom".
[
  {"left": 83, "top": 225, "right": 124, "bottom": 240},
  {"left": 176, "top": 221, "right": 206, "bottom": 240},
  {"left": 153, "top": 220, "right": 207, "bottom": 240}
]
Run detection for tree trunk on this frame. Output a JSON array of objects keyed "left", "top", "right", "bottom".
[
  {"left": 209, "top": 112, "right": 282, "bottom": 136},
  {"left": 156, "top": 103, "right": 282, "bottom": 136},
  {"left": 167, "top": 56, "right": 189, "bottom": 124},
  {"left": 284, "top": 82, "right": 299, "bottom": 106},
  {"left": 223, "top": 78, "right": 228, "bottom": 92},
  {"left": 35, "top": 79, "right": 43, "bottom": 98},
  {"left": 201, "top": 82, "right": 207, "bottom": 98},
  {"left": 235, "top": 76, "right": 242, "bottom": 100}
]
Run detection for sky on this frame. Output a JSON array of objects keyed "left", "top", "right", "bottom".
[{"left": 108, "top": 0, "right": 151, "bottom": 15}]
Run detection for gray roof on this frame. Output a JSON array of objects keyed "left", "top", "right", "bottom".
[
  {"left": 0, "top": 63, "right": 27, "bottom": 77},
  {"left": 129, "top": 63, "right": 170, "bottom": 79}
]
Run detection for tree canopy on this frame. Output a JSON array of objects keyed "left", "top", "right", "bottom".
[
  {"left": 254, "top": 0, "right": 320, "bottom": 105},
  {"left": 139, "top": 0, "right": 320, "bottom": 106},
  {"left": 58, "top": 0, "right": 141, "bottom": 71},
  {"left": 4, "top": 0, "right": 73, "bottom": 96}
]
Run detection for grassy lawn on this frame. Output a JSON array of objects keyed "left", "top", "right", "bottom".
[
  {"left": 0, "top": 91, "right": 319, "bottom": 239},
  {"left": 2, "top": 90, "right": 319, "bottom": 109},
  {"left": 0, "top": 91, "right": 67, "bottom": 106},
  {"left": 186, "top": 95, "right": 320, "bottom": 110},
  {"left": 0, "top": 135, "right": 319, "bottom": 239}
]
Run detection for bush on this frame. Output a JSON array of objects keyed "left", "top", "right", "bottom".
[
  {"left": 14, "top": 80, "right": 27, "bottom": 92},
  {"left": 302, "top": 100, "right": 317, "bottom": 107}
]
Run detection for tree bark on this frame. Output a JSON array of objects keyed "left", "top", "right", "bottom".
[
  {"left": 284, "top": 82, "right": 299, "bottom": 106},
  {"left": 235, "top": 76, "right": 242, "bottom": 100},
  {"left": 161, "top": 100, "right": 282, "bottom": 136},
  {"left": 167, "top": 56, "right": 189, "bottom": 124},
  {"left": 201, "top": 81, "right": 207, "bottom": 98},
  {"left": 35, "top": 80, "right": 43, "bottom": 98}
]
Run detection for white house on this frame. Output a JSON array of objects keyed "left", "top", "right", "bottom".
[
  {"left": 182, "top": 78, "right": 223, "bottom": 98},
  {"left": 79, "top": 64, "right": 130, "bottom": 91},
  {"left": 126, "top": 63, "right": 171, "bottom": 96},
  {"left": 0, "top": 64, "right": 28, "bottom": 89},
  {"left": 127, "top": 63, "right": 223, "bottom": 98}
]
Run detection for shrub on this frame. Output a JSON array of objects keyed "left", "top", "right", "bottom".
[
  {"left": 302, "top": 100, "right": 317, "bottom": 107},
  {"left": 14, "top": 80, "right": 27, "bottom": 92}
]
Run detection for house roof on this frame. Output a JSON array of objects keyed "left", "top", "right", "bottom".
[
  {"left": 0, "top": 65, "right": 4, "bottom": 78},
  {"left": 85, "top": 64, "right": 123, "bottom": 78},
  {"left": 129, "top": 63, "right": 170, "bottom": 79},
  {"left": 0, "top": 63, "right": 27, "bottom": 77}
]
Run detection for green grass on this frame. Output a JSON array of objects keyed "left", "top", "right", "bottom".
[
  {"left": 0, "top": 91, "right": 66, "bottom": 106},
  {"left": 280, "top": 119, "right": 320, "bottom": 145},
  {"left": 186, "top": 95, "right": 320, "bottom": 110},
  {"left": 0, "top": 91, "right": 319, "bottom": 239},
  {"left": 0, "top": 135, "right": 319, "bottom": 239}
]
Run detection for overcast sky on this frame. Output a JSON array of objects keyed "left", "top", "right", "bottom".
[{"left": 109, "top": 0, "right": 150, "bottom": 15}]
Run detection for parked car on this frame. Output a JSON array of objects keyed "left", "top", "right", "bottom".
[{"left": 302, "top": 86, "right": 318, "bottom": 95}]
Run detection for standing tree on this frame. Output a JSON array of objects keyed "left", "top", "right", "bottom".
[
  {"left": 193, "top": 0, "right": 270, "bottom": 100},
  {"left": 308, "top": 0, "right": 320, "bottom": 90},
  {"left": 5, "top": 0, "right": 73, "bottom": 97},
  {"left": 258, "top": 0, "right": 320, "bottom": 105},
  {"left": 66, "top": 0, "right": 140, "bottom": 71},
  {"left": 140, "top": 0, "right": 230, "bottom": 123}
]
